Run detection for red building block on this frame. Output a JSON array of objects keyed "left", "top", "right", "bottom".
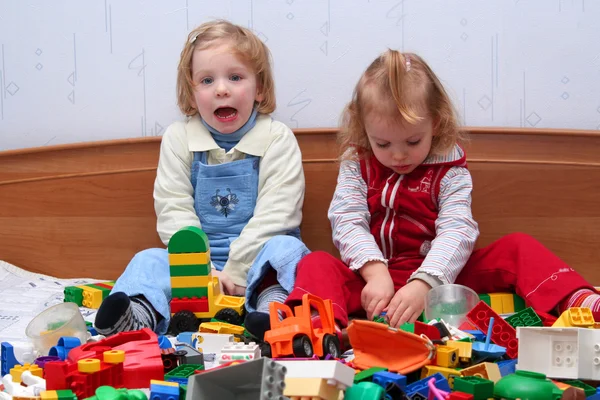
[
  {"left": 66, "top": 328, "right": 164, "bottom": 389},
  {"left": 414, "top": 321, "right": 441, "bottom": 341},
  {"left": 448, "top": 392, "right": 474, "bottom": 399},
  {"left": 170, "top": 297, "right": 209, "bottom": 313},
  {"left": 466, "top": 301, "right": 519, "bottom": 359}
]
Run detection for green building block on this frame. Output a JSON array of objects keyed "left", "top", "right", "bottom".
[
  {"left": 513, "top": 294, "right": 526, "bottom": 312},
  {"left": 563, "top": 380, "right": 595, "bottom": 397},
  {"left": 478, "top": 293, "right": 491, "bottom": 307},
  {"left": 171, "top": 287, "right": 208, "bottom": 299},
  {"left": 453, "top": 376, "right": 494, "bottom": 400},
  {"left": 505, "top": 307, "right": 543, "bottom": 328},
  {"left": 165, "top": 364, "right": 205, "bottom": 384},
  {"left": 170, "top": 263, "right": 211, "bottom": 277},
  {"left": 56, "top": 389, "right": 77, "bottom": 400},
  {"left": 353, "top": 367, "right": 387, "bottom": 384},
  {"left": 179, "top": 384, "right": 187, "bottom": 400},
  {"left": 168, "top": 226, "right": 210, "bottom": 254},
  {"left": 345, "top": 382, "right": 385, "bottom": 400},
  {"left": 64, "top": 286, "right": 83, "bottom": 306},
  {"left": 400, "top": 322, "right": 414, "bottom": 333}
]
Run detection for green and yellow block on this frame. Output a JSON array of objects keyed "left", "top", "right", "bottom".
[
  {"left": 63, "top": 281, "right": 115, "bottom": 309},
  {"left": 478, "top": 292, "right": 526, "bottom": 315}
]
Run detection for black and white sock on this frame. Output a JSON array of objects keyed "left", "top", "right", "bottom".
[{"left": 94, "top": 292, "right": 158, "bottom": 336}]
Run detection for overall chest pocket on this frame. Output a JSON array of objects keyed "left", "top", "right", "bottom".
[{"left": 195, "top": 173, "right": 256, "bottom": 226}]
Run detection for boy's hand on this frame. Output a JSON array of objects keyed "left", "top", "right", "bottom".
[
  {"left": 359, "top": 261, "right": 395, "bottom": 320},
  {"left": 212, "top": 270, "right": 245, "bottom": 296},
  {"left": 385, "top": 279, "right": 431, "bottom": 328}
]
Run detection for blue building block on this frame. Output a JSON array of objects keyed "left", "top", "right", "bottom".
[
  {"left": 464, "top": 329, "right": 486, "bottom": 342},
  {"left": 497, "top": 359, "right": 518, "bottom": 377},
  {"left": 150, "top": 380, "right": 180, "bottom": 400},
  {"left": 585, "top": 387, "right": 600, "bottom": 400},
  {"left": 405, "top": 373, "right": 450, "bottom": 399},
  {"left": 373, "top": 370, "right": 407, "bottom": 390},
  {"left": 48, "top": 336, "right": 82, "bottom": 360},
  {"left": 1, "top": 342, "right": 22, "bottom": 376}
]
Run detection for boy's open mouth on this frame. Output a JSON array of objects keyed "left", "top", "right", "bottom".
[{"left": 214, "top": 107, "right": 238, "bottom": 120}]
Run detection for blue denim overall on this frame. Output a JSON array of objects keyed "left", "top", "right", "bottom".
[{"left": 111, "top": 151, "right": 309, "bottom": 334}]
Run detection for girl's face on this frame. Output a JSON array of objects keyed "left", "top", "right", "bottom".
[
  {"left": 191, "top": 41, "right": 263, "bottom": 134},
  {"left": 364, "top": 110, "right": 434, "bottom": 175}
]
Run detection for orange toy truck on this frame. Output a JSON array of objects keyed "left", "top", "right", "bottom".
[{"left": 261, "top": 293, "right": 341, "bottom": 359}]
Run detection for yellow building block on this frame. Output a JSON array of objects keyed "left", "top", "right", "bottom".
[
  {"left": 460, "top": 362, "right": 502, "bottom": 383},
  {"left": 553, "top": 307, "right": 595, "bottom": 328},
  {"left": 10, "top": 363, "right": 43, "bottom": 383},
  {"left": 40, "top": 391, "right": 59, "bottom": 400},
  {"left": 434, "top": 345, "right": 459, "bottom": 368},
  {"left": 421, "top": 365, "right": 462, "bottom": 388},
  {"left": 446, "top": 340, "right": 473, "bottom": 360},
  {"left": 80, "top": 285, "right": 104, "bottom": 308},
  {"left": 169, "top": 252, "right": 210, "bottom": 266},
  {"left": 170, "top": 275, "right": 211, "bottom": 288},
  {"left": 284, "top": 377, "right": 341, "bottom": 400},
  {"left": 151, "top": 379, "right": 179, "bottom": 388},
  {"left": 500, "top": 293, "right": 515, "bottom": 314}
]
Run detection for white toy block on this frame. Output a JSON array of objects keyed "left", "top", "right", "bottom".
[
  {"left": 276, "top": 360, "right": 355, "bottom": 390},
  {"left": 191, "top": 332, "right": 234, "bottom": 354},
  {"left": 517, "top": 326, "right": 600, "bottom": 380},
  {"left": 217, "top": 341, "right": 261, "bottom": 364}
]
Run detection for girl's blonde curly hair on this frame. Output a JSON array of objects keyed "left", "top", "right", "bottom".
[{"left": 339, "top": 50, "right": 465, "bottom": 159}]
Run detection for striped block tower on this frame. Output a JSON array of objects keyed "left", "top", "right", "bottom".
[{"left": 168, "top": 226, "right": 212, "bottom": 317}]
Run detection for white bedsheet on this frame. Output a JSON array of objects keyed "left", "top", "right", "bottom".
[{"left": 0, "top": 260, "right": 100, "bottom": 362}]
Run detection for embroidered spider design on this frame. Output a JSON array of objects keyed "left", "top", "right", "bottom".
[{"left": 210, "top": 189, "right": 239, "bottom": 217}]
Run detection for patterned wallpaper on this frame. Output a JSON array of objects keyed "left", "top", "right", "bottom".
[{"left": 0, "top": 0, "right": 598, "bottom": 150}]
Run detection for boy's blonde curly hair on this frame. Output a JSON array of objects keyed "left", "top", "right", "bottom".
[
  {"left": 339, "top": 50, "right": 465, "bottom": 159},
  {"left": 176, "top": 20, "right": 276, "bottom": 116}
]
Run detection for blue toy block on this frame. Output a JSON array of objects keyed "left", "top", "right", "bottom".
[
  {"left": 464, "top": 329, "right": 486, "bottom": 342},
  {"left": 373, "top": 370, "right": 407, "bottom": 390},
  {"left": 1, "top": 342, "right": 22, "bottom": 376},
  {"left": 496, "top": 359, "right": 518, "bottom": 377},
  {"left": 48, "top": 336, "right": 82, "bottom": 360},
  {"left": 158, "top": 335, "right": 174, "bottom": 349},
  {"left": 150, "top": 380, "right": 180, "bottom": 400},
  {"left": 405, "top": 373, "right": 450, "bottom": 398}
]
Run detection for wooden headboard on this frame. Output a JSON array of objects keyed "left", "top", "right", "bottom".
[{"left": 1, "top": 128, "right": 599, "bottom": 283}]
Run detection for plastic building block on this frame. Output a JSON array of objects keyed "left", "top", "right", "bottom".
[
  {"left": 1, "top": 342, "right": 22, "bottom": 376},
  {"left": 60, "top": 328, "right": 164, "bottom": 391},
  {"left": 186, "top": 358, "right": 286, "bottom": 399},
  {"left": 405, "top": 373, "right": 450, "bottom": 398},
  {"left": 64, "top": 286, "right": 84, "bottom": 306},
  {"left": 171, "top": 275, "right": 211, "bottom": 288},
  {"left": 513, "top": 294, "right": 526, "bottom": 312},
  {"left": 10, "top": 363, "right": 43, "bottom": 383},
  {"left": 276, "top": 360, "right": 355, "bottom": 390},
  {"left": 372, "top": 370, "right": 407, "bottom": 390},
  {"left": 40, "top": 390, "right": 77, "bottom": 400},
  {"left": 448, "top": 392, "right": 474, "bottom": 400},
  {"left": 434, "top": 345, "right": 459, "bottom": 368},
  {"left": 354, "top": 367, "right": 388, "bottom": 384},
  {"left": 173, "top": 342, "right": 205, "bottom": 366},
  {"left": 170, "top": 297, "right": 209, "bottom": 314},
  {"left": 460, "top": 362, "right": 501, "bottom": 383},
  {"left": 552, "top": 307, "right": 595, "bottom": 328},
  {"left": 188, "top": 332, "right": 234, "bottom": 354},
  {"left": 218, "top": 342, "right": 260, "bottom": 364},
  {"left": 477, "top": 294, "right": 490, "bottom": 307},
  {"left": 164, "top": 363, "right": 204, "bottom": 385},
  {"left": 466, "top": 301, "right": 518, "bottom": 359},
  {"left": 561, "top": 380, "right": 595, "bottom": 397},
  {"left": 494, "top": 370, "right": 563, "bottom": 400},
  {"left": 150, "top": 380, "right": 180, "bottom": 400},
  {"left": 453, "top": 376, "right": 494, "bottom": 400},
  {"left": 82, "top": 386, "right": 148, "bottom": 400},
  {"left": 167, "top": 226, "right": 210, "bottom": 253},
  {"left": 445, "top": 340, "right": 472, "bottom": 360},
  {"left": 496, "top": 359, "right": 518, "bottom": 377},
  {"left": 284, "top": 377, "right": 341, "bottom": 400},
  {"left": 49, "top": 336, "right": 82, "bottom": 360},
  {"left": 344, "top": 381, "right": 385, "bottom": 400},
  {"left": 505, "top": 307, "right": 543, "bottom": 328},
  {"left": 169, "top": 263, "right": 211, "bottom": 277},
  {"left": 420, "top": 365, "right": 462, "bottom": 388},
  {"left": 263, "top": 293, "right": 341, "bottom": 359},
  {"left": 199, "top": 321, "right": 245, "bottom": 335}
]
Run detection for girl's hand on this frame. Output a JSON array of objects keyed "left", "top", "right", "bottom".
[
  {"left": 359, "top": 261, "right": 395, "bottom": 320},
  {"left": 385, "top": 279, "right": 431, "bottom": 328}
]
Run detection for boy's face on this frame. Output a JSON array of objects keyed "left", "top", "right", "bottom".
[
  {"left": 364, "top": 110, "right": 434, "bottom": 175},
  {"left": 191, "top": 41, "right": 263, "bottom": 134}
]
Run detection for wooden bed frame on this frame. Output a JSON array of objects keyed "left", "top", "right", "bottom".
[{"left": 1, "top": 127, "right": 599, "bottom": 284}]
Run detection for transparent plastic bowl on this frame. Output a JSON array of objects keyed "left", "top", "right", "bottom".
[
  {"left": 25, "top": 302, "right": 88, "bottom": 356},
  {"left": 424, "top": 284, "right": 479, "bottom": 327}
]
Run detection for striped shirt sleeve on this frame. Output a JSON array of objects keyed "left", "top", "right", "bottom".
[
  {"left": 409, "top": 166, "right": 480, "bottom": 285},
  {"left": 328, "top": 158, "right": 387, "bottom": 270}
]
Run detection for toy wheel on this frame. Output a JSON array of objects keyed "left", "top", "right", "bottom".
[
  {"left": 292, "top": 334, "right": 314, "bottom": 358},
  {"left": 169, "top": 310, "right": 199, "bottom": 335},
  {"left": 260, "top": 342, "right": 272, "bottom": 358},
  {"left": 322, "top": 334, "right": 341, "bottom": 358},
  {"left": 214, "top": 308, "right": 243, "bottom": 326}
]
